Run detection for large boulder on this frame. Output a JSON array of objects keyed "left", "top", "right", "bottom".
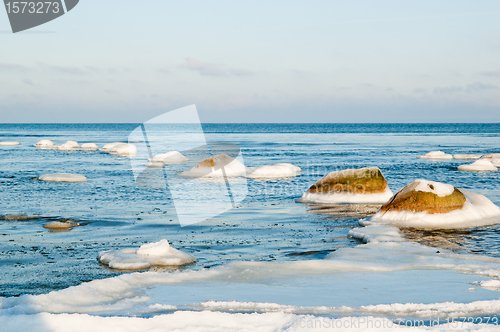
[
  {"left": 371, "top": 179, "right": 500, "bottom": 229},
  {"left": 179, "top": 153, "right": 247, "bottom": 177},
  {"left": 297, "top": 167, "right": 393, "bottom": 204},
  {"left": 379, "top": 180, "right": 465, "bottom": 214}
]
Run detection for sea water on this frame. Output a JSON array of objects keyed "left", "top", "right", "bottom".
[{"left": 1, "top": 123, "right": 500, "bottom": 330}]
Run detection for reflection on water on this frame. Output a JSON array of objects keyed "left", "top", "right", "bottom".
[
  {"left": 304, "top": 203, "right": 381, "bottom": 219},
  {"left": 400, "top": 228, "right": 470, "bottom": 251}
]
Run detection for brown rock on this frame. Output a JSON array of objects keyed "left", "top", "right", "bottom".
[
  {"left": 308, "top": 167, "right": 389, "bottom": 194},
  {"left": 380, "top": 181, "right": 466, "bottom": 214}
]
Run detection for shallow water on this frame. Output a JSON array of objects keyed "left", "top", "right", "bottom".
[{"left": 1, "top": 123, "right": 500, "bottom": 321}]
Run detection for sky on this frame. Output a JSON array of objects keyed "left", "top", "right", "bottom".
[{"left": 0, "top": 0, "right": 500, "bottom": 123}]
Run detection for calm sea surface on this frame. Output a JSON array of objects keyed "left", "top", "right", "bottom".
[{"left": 1, "top": 123, "right": 499, "bottom": 297}]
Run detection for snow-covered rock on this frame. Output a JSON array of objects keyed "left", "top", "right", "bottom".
[
  {"left": 297, "top": 167, "right": 393, "bottom": 204},
  {"left": 458, "top": 159, "right": 498, "bottom": 172},
  {"left": 246, "top": 163, "right": 301, "bottom": 179},
  {"left": 417, "top": 151, "right": 453, "bottom": 160},
  {"left": 98, "top": 239, "right": 196, "bottom": 270},
  {"left": 81, "top": 143, "right": 98, "bottom": 151},
  {"left": 148, "top": 151, "right": 189, "bottom": 164},
  {"left": 145, "top": 162, "right": 165, "bottom": 168},
  {"left": 107, "top": 143, "right": 138, "bottom": 156},
  {"left": 371, "top": 179, "right": 500, "bottom": 229},
  {"left": 179, "top": 154, "right": 247, "bottom": 178},
  {"left": 56, "top": 141, "right": 80, "bottom": 151},
  {"left": 34, "top": 139, "right": 55, "bottom": 149},
  {"left": 38, "top": 173, "right": 88, "bottom": 182}
]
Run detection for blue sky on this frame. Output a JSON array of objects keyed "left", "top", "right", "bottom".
[{"left": 1, "top": 0, "right": 500, "bottom": 123}]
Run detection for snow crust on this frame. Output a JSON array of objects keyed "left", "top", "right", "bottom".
[
  {"left": 81, "top": 143, "right": 98, "bottom": 151},
  {"left": 246, "top": 163, "right": 301, "bottom": 179},
  {"left": 371, "top": 188, "right": 500, "bottom": 229},
  {"left": 179, "top": 154, "right": 247, "bottom": 178},
  {"left": 34, "top": 139, "right": 55, "bottom": 149},
  {"left": 414, "top": 180, "right": 455, "bottom": 197},
  {"left": 38, "top": 173, "right": 88, "bottom": 183},
  {"left": 453, "top": 154, "right": 481, "bottom": 160},
  {"left": 458, "top": 160, "right": 498, "bottom": 172},
  {"left": 417, "top": 151, "right": 453, "bottom": 160},
  {"left": 297, "top": 188, "right": 393, "bottom": 204},
  {"left": 0, "top": 141, "right": 20, "bottom": 146},
  {"left": 148, "top": 151, "right": 189, "bottom": 164},
  {"left": 98, "top": 239, "right": 196, "bottom": 270}
]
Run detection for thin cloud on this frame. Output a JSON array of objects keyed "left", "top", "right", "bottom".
[
  {"left": 480, "top": 71, "right": 500, "bottom": 78},
  {"left": 466, "top": 82, "right": 498, "bottom": 92},
  {"left": 180, "top": 58, "right": 253, "bottom": 77},
  {"left": 22, "top": 79, "right": 35, "bottom": 86},
  {"left": 37, "top": 62, "right": 89, "bottom": 75},
  {"left": 413, "top": 88, "right": 426, "bottom": 93},
  {"left": 0, "top": 62, "right": 28, "bottom": 72},
  {"left": 433, "top": 86, "right": 463, "bottom": 94}
]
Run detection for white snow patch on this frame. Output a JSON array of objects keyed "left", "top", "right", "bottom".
[
  {"left": 417, "top": 151, "right": 453, "bottom": 160},
  {"left": 458, "top": 160, "right": 498, "bottom": 172},
  {"left": 0, "top": 141, "right": 20, "bottom": 146},
  {"left": 38, "top": 173, "right": 88, "bottom": 183},
  {"left": 414, "top": 180, "right": 455, "bottom": 197},
  {"left": 477, "top": 280, "right": 500, "bottom": 291},
  {"left": 246, "top": 164, "right": 300, "bottom": 179},
  {"left": 148, "top": 151, "right": 189, "bottom": 164},
  {"left": 98, "top": 239, "right": 196, "bottom": 270},
  {"left": 453, "top": 154, "right": 482, "bottom": 160},
  {"left": 106, "top": 143, "right": 138, "bottom": 156},
  {"left": 34, "top": 139, "right": 55, "bottom": 149},
  {"left": 145, "top": 162, "right": 165, "bottom": 168},
  {"left": 179, "top": 154, "right": 247, "bottom": 178},
  {"left": 371, "top": 189, "right": 500, "bottom": 229}
]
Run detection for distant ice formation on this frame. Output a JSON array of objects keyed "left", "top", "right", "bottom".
[
  {"left": 417, "top": 151, "right": 453, "bottom": 160},
  {"left": 103, "top": 143, "right": 138, "bottom": 156},
  {"left": 56, "top": 141, "right": 80, "bottom": 151},
  {"left": 179, "top": 154, "right": 247, "bottom": 178},
  {"left": 81, "top": 143, "right": 99, "bottom": 151},
  {"left": 34, "top": 139, "right": 55, "bottom": 149},
  {"left": 297, "top": 167, "right": 393, "bottom": 204},
  {"left": 148, "top": 151, "right": 189, "bottom": 164},
  {"left": 38, "top": 173, "right": 88, "bottom": 182},
  {"left": 246, "top": 163, "right": 301, "bottom": 179},
  {"left": 0, "top": 141, "right": 20, "bottom": 146},
  {"left": 458, "top": 160, "right": 498, "bottom": 172},
  {"left": 98, "top": 239, "right": 196, "bottom": 270},
  {"left": 453, "top": 154, "right": 481, "bottom": 160}
]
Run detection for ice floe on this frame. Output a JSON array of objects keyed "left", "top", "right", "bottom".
[
  {"left": 0, "top": 141, "right": 20, "bottom": 146},
  {"left": 38, "top": 173, "right": 88, "bottom": 183},
  {"left": 34, "top": 139, "right": 55, "bottom": 149},
  {"left": 179, "top": 154, "right": 247, "bottom": 178},
  {"left": 458, "top": 159, "right": 498, "bottom": 172},
  {"left": 453, "top": 154, "right": 481, "bottom": 160},
  {"left": 106, "top": 143, "right": 138, "bottom": 156},
  {"left": 148, "top": 151, "right": 189, "bottom": 164},
  {"left": 145, "top": 161, "right": 165, "bottom": 168},
  {"left": 81, "top": 143, "right": 98, "bottom": 151},
  {"left": 371, "top": 179, "right": 500, "bottom": 229},
  {"left": 417, "top": 151, "right": 453, "bottom": 160},
  {"left": 55, "top": 141, "right": 80, "bottom": 151},
  {"left": 246, "top": 163, "right": 301, "bottom": 179},
  {"left": 98, "top": 239, "right": 196, "bottom": 270},
  {"left": 297, "top": 167, "right": 393, "bottom": 204}
]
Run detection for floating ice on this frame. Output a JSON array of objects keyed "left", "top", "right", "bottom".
[
  {"left": 148, "top": 151, "right": 189, "bottom": 164},
  {"left": 246, "top": 163, "right": 300, "bottom": 179},
  {"left": 0, "top": 141, "right": 20, "bottom": 146},
  {"left": 453, "top": 154, "right": 481, "bottom": 160},
  {"left": 417, "top": 151, "right": 453, "bottom": 160},
  {"left": 101, "top": 142, "right": 123, "bottom": 151},
  {"left": 145, "top": 162, "right": 165, "bottom": 168},
  {"left": 297, "top": 167, "right": 393, "bottom": 204},
  {"left": 179, "top": 154, "right": 247, "bottom": 178},
  {"left": 34, "top": 139, "right": 55, "bottom": 149},
  {"left": 38, "top": 173, "right": 88, "bottom": 183},
  {"left": 81, "top": 143, "right": 98, "bottom": 151},
  {"left": 56, "top": 141, "right": 80, "bottom": 151},
  {"left": 106, "top": 143, "right": 138, "bottom": 156},
  {"left": 458, "top": 159, "right": 498, "bottom": 172},
  {"left": 480, "top": 154, "right": 500, "bottom": 167},
  {"left": 98, "top": 239, "right": 196, "bottom": 270},
  {"left": 43, "top": 221, "right": 80, "bottom": 230},
  {"left": 371, "top": 180, "right": 500, "bottom": 229}
]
